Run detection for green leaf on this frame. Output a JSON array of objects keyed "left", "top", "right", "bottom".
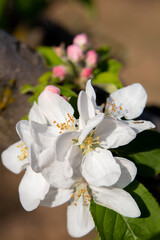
[
  {"left": 50, "top": 77, "right": 60, "bottom": 85},
  {"left": 90, "top": 181, "right": 160, "bottom": 240},
  {"left": 92, "top": 72, "right": 122, "bottom": 90},
  {"left": 115, "top": 130, "right": 160, "bottom": 177},
  {"left": 34, "top": 85, "right": 46, "bottom": 95},
  {"left": 108, "top": 59, "right": 122, "bottom": 76},
  {"left": 28, "top": 95, "right": 38, "bottom": 104},
  {"left": 38, "top": 71, "right": 52, "bottom": 84},
  {"left": 20, "top": 84, "right": 35, "bottom": 94},
  {"left": 37, "top": 47, "right": 63, "bottom": 67},
  {"left": 96, "top": 45, "right": 110, "bottom": 62},
  {"left": 55, "top": 85, "right": 77, "bottom": 98}
]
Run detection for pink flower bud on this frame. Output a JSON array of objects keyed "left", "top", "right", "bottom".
[
  {"left": 73, "top": 33, "right": 89, "bottom": 48},
  {"left": 67, "top": 44, "right": 83, "bottom": 63},
  {"left": 53, "top": 65, "right": 67, "bottom": 80},
  {"left": 44, "top": 85, "right": 60, "bottom": 95},
  {"left": 86, "top": 50, "right": 98, "bottom": 67},
  {"left": 81, "top": 67, "right": 92, "bottom": 79}
]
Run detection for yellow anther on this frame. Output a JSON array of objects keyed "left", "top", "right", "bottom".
[
  {"left": 79, "top": 131, "right": 100, "bottom": 155},
  {"left": 72, "top": 185, "right": 91, "bottom": 207},
  {"left": 17, "top": 142, "right": 28, "bottom": 161},
  {"left": 53, "top": 113, "right": 76, "bottom": 133}
]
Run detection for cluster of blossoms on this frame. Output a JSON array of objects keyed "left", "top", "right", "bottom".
[
  {"left": 53, "top": 33, "right": 98, "bottom": 86},
  {"left": 2, "top": 80, "right": 154, "bottom": 237}
]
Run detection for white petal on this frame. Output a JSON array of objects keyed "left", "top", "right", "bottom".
[
  {"left": 78, "top": 90, "right": 95, "bottom": 129},
  {"left": 40, "top": 187, "right": 73, "bottom": 207},
  {"left": 55, "top": 131, "right": 80, "bottom": 162},
  {"left": 125, "top": 120, "right": 155, "bottom": 134},
  {"left": 1, "top": 141, "right": 28, "bottom": 174},
  {"left": 39, "top": 147, "right": 75, "bottom": 188},
  {"left": 86, "top": 79, "right": 96, "bottom": 104},
  {"left": 28, "top": 143, "right": 41, "bottom": 173},
  {"left": 67, "top": 145, "right": 83, "bottom": 179},
  {"left": 91, "top": 185, "right": 141, "bottom": 218},
  {"left": 98, "top": 118, "right": 137, "bottom": 149},
  {"left": 67, "top": 196, "right": 95, "bottom": 238},
  {"left": 30, "top": 121, "right": 58, "bottom": 150},
  {"left": 86, "top": 79, "right": 96, "bottom": 101},
  {"left": 28, "top": 102, "right": 47, "bottom": 124},
  {"left": 81, "top": 148, "right": 121, "bottom": 187},
  {"left": 86, "top": 79, "right": 102, "bottom": 113},
  {"left": 114, "top": 157, "right": 137, "bottom": 188},
  {"left": 78, "top": 113, "right": 104, "bottom": 144},
  {"left": 38, "top": 90, "right": 74, "bottom": 125},
  {"left": 16, "top": 120, "right": 32, "bottom": 146},
  {"left": 19, "top": 166, "right": 50, "bottom": 211},
  {"left": 107, "top": 83, "right": 147, "bottom": 119}
]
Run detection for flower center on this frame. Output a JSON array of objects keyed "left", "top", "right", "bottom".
[
  {"left": 17, "top": 142, "right": 28, "bottom": 161},
  {"left": 53, "top": 113, "right": 76, "bottom": 134},
  {"left": 79, "top": 131, "right": 100, "bottom": 155},
  {"left": 105, "top": 98, "right": 123, "bottom": 116},
  {"left": 72, "top": 183, "right": 91, "bottom": 207}
]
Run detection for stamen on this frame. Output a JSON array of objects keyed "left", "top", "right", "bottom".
[
  {"left": 105, "top": 99, "right": 123, "bottom": 116},
  {"left": 72, "top": 185, "right": 91, "bottom": 207},
  {"left": 53, "top": 113, "right": 76, "bottom": 134},
  {"left": 79, "top": 131, "right": 100, "bottom": 155},
  {"left": 17, "top": 142, "right": 28, "bottom": 161}
]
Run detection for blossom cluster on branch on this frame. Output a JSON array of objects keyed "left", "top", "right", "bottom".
[
  {"left": 2, "top": 80, "right": 154, "bottom": 238},
  {"left": 53, "top": 33, "right": 98, "bottom": 87}
]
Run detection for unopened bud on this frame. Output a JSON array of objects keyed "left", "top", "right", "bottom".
[
  {"left": 44, "top": 85, "right": 60, "bottom": 95},
  {"left": 73, "top": 33, "right": 89, "bottom": 49},
  {"left": 67, "top": 44, "right": 83, "bottom": 63},
  {"left": 81, "top": 67, "right": 92, "bottom": 79},
  {"left": 86, "top": 50, "right": 98, "bottom": 68},
  {"left": 53, "top": 65, "right": 67, "bottom": 80}
]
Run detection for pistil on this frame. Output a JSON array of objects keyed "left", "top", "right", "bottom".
[{"left": 79, "top": 131, "right": 100, "bottom": 155}]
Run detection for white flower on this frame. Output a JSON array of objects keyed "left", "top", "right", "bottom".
[
  {"left": 1, "top": 80, "right": 153, "bottom": 238},
  {"left": 27, "top": 87, "right": 142, "bottom": 237},
  {"left": 85, "top": 80, "right": 155, "bottom": 148},
  {"left": 35, "top": 145, "right": 140, "bottom": 238},
  {"left": 1, "top": 86, "right": 81, "bottom": 212},
  {"left": 1, "top": 100, "right": 61, "bottom": 212}
]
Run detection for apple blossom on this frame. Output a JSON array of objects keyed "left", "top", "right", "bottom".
[
  {"left": 73, "top": 33, "right": 90, "bottom": 49},
  {"left": 1, "top": 86, "right": 64, "bottom": 211},
  {"left": 53, "top": 65, "right": 67, "bottom": 80},
  {"left": 25, "top": 83, "right": 148, "bottom": 237},
  {"left": 34, "top": 137, "right": 140, "bottom": 237},
  {"left": 67, "top": 44, "right": 83, "bottom": 63},
  {"left": 81, "top": 67, "right": 92, "bottom": 79},
  {"left": 86, "top": 50, "right": 98, "bottom": 68},
  {"left": 1, "top": 106, "right": 50, "bottom": 211},
  {"left": 85, "top": 80, "right": 155, "bottom": 142},
  {"left": 1, "top": 80, "right": 155, "bottom": 238}
]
